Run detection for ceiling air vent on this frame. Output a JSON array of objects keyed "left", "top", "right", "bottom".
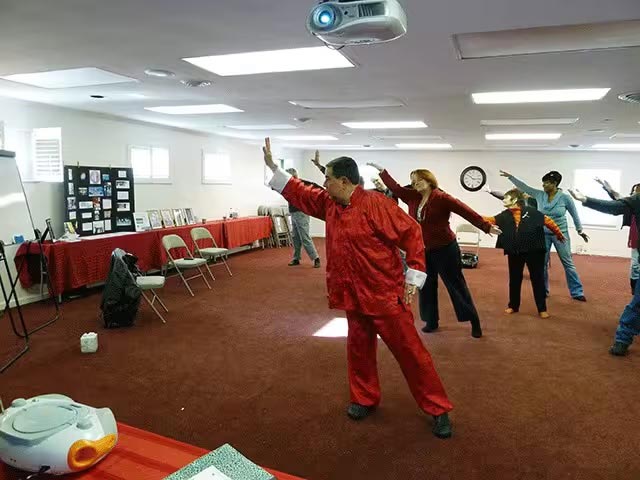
[{"left": 618, "top": 92, "right": 640, "bottom": 104}]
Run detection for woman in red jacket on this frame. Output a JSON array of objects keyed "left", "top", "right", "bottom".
[{"left": 369, "top": 163, "right": 501, "bottom": 338}]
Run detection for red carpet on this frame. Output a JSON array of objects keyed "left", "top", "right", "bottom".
[{"left": 1, "top": 240, "right": 639, "bottom": 479}]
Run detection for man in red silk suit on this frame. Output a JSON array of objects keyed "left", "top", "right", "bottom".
[{"left": 262, "top": 138, "right": 453, "bottom": 438}]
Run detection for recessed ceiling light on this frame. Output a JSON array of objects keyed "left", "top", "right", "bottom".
[
  {"left": 342, "top": 121, "right": 428, "bottom": 129},
  {"left": 395, "top": 143, "right": 453, "bottom": 149},
  {"left": 226, "top": 124, "right": 297, "bottom": 130},
  {"left": 145, "top": 104, "right": 243, "bottom": 114},
  {"left": 0, "top": 67, "right": 137, "bottom": 89},
  {"left": 374, "top": 135, "right": 443, "bottom": 140},
  {"left": 144, "top": 69, "right": 175, "bottom": 78},
  {"left": 481, "top": 118, "right": 579, "bottom": 126},
  {"left": 288, "top": 98, "right": 405, "bottom": 109},
  {"left": 280, "top": 144, "right": 365, "bottom": 149},
  {"left": 588, "top": 129, "right": 606, "bottom": 133},
  {"left": 183, "top": 46, "right": 354, "bottom": 76},
  {"left": 591, "top": 143, "right": 640, "bottom": 150},
  {"left": 472, "top": 88, "right": 610, "bottom": 104},
  {"left": 486, "top": 133, "right": 562, "bottom": 140},
  {"left": 276, "top": 135, "right": 338, "bottom": 141}
]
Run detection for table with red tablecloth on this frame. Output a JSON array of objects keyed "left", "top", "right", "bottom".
[
  {"left": 0, "top": 422, "right": 305, "bottom": 480},
  {"left": 223, "top": 216, "right": 273, "bottom": 249},
  {"left": 14, "top": 217, "right": 271, "bottom": 296}
]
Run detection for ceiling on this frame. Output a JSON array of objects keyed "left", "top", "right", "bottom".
[{"left": 1, "top": 0, "right": 640, "bottom": 151}]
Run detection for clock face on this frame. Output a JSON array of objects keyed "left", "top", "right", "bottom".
[{"left": 460, "top": 166, "right": 486, "bottom": 192}]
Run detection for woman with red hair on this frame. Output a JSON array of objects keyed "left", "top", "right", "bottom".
[{"left": 369, "top": 163, "right": 500, "bottom": 338}]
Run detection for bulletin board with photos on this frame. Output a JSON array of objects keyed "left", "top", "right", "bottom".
[{"left": 64, "top": 165, "right": 136, "bottom": 236}]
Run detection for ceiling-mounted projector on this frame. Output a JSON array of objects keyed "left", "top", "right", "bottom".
[{"left": 307, "top": 0, "right": 407, "bottom": 46}]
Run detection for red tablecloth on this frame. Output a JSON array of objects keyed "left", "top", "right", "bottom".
[
  {"left": 14, "top": 221, "right": 225, "bottom": 296},
  {"left": 0, "top": 422, "right": 305, "bottom": 480},
  {"left": 224, "top": 216, "right": 272, "bottom": 249}
]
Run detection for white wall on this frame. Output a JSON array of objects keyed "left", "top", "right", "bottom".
[
  {"left": 0, "top": 96, "right": 301, "bottom": 305},
  {"left": 299, "top": 149, "right": 639, "bottom": 258}
]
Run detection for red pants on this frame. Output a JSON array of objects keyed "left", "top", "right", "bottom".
[{"left": 346, "top": 306, "right": 453, "bottom": 416}]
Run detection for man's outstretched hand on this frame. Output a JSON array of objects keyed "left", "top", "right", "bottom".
[{"left": 263, "top": 137, "right": 277, "bottom": 171}]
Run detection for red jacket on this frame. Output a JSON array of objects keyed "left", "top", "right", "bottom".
[
  {"left": 279, "top": 176, "right": 426, "bottom": 316},
  {"left": 380, "top": 170, "right": 492, "bottom": 251}
]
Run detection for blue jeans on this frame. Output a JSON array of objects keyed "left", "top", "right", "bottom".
[
  {"left": 616, "top": 277, "right": 640, "bottom": 346},
  {"left": 290, "top": 211, "right": 319, "bottom": 262},
  {"left": 631, "top": 249, "right": 640, "bottom": 281},
  {"left": 544, "top": 232, "right": 584, "bottom": 298}
]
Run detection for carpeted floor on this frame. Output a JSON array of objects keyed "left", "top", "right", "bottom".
[{"left": 1, "top": 240, "right": 639, "bottom": 480}]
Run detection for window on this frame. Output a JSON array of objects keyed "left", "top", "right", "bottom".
[
  {"left": 573, "top": 169, "right": 622, "bottom": 229},
  {"left": 129, "top": 145, "right": 170, "bottom": 183},
  {"left": 202, "top": 152, "right": 231, "bottom": 184},
  {"left": 5, "top": 127, "right": 63, "bottom": 182}
]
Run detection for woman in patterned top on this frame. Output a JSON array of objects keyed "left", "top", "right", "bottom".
[{"left": 484, "top": 189, "right": 565, "bottom": 318}]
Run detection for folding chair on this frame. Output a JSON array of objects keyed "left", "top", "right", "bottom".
[
  {"left": 161, "top": 234, "right": 211, "bottom": 296},
  {"left": 135, "top": 275, "right": 169, "bottom": 324},
  {"left": 456, "top": 223, "right": 480, "bottom": 256},
  {"left": 190, "top": 227, "right": 233, "bottom": 280}
]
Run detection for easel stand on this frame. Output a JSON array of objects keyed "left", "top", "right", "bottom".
[{"left": 0, "top": 222, "right": 60, "bottom": 373}]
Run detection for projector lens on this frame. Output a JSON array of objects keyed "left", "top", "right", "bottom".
[{"left": 312, "top": 4, "right": 339, "bottom": 30}]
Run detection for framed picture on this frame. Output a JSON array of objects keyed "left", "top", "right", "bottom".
[
  {"left": 89, "top": 169, "right": 101, "bottom": 185},
  {"left": 115, "top": 179, "right": 130, "bottom": 189},
  {"left": 173, "top": 208, "right": 185, "bottom": 226},
  {"left": 134, "top": 212, "right": 151, "bottom": 232},
  {"left": 184, "top": 208, "right": 196, "bottom": 225},
  {"left": 147, "top": 210, "right": 163, "bottom": 230},
  {"left": 161, "top": 209, "right": 174, "bottom": 227}
]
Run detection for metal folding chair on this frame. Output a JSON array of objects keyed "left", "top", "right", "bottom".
[
  {"left": 190, "top": 227, "right": 233, "bottom": 280},
  {"left": 135, "top": 275, "right": 169, "bottom": 323},
  {"left": 161, "top": 234, "right": 211, "bottom": 296}
]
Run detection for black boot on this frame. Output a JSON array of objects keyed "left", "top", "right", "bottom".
[
  {"left": 471, "top": 320, "right": 483, "bottom": 338},
  {"left": 609, "top": 342, "right": 629, "bottom": 357},
  {"left": 347, "top": 403, "right": 376, "bottom": 420},
  {"left": 631, "top": 278, "right": 637, "bottom": 295}
]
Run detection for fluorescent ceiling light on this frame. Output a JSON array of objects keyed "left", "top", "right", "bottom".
[
  {"left": 226, "top": 124, "right": 297, "bottom": 130},
  {"left": 288, "top": 98, "right": 404, "bottom": 109},
  {"left": 373, "top": 135, "right": 443, "bottom": 140},
  {"left": 342, "top": 121, "right": 428, "bottom": 129},
  {"left": 276, "top": 135, "right": 337, "bottom": 141},
  {"left": 396, "top": 143, "right": 453, "bottom": 149},
  {"left": 486, "top": 133, "right": 562, "bottom": 140},
  {"left": 453, "top": 20, "right": 640, "bottom": 59},
  {"left": 0, "top": 67, "right": 137, "bottom": 89},
  {"left": 472, "top": 88, "right": 610, "bottom": 104},
  {"left": 591, "top": 144, "right": 640, "bottom": 150},
  {"left": 610, "top": 133, "right": 640, "bottom": 139},
  {"left": 183, "top": 47, "right": 354, "bottom": 76},
  {"left": 481, "top": 118, "right": 578, "bottom": 126},
  {"left": 144, "top": 104, "right": 243, "bottom": 114}
]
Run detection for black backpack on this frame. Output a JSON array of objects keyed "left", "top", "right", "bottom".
[{"left": 100, "top": 249, "right": 142, "bottom": 328}]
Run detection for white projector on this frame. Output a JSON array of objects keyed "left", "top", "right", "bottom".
[
  {"left": 0, "top": 394, "right": 118, "bottom": 475},
  {"left": 307, "top": 0, "right": 407, "bottom": 46}
]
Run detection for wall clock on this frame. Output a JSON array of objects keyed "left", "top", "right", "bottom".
[{"left": 460, "top": 166, "right": 486, "bottom": 192}]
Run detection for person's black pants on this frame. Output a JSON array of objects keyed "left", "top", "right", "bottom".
[
  {"left": 419, "top": 241, "right": 480, "bottom": 330},
  {"left": 507, "top": 251, "right": 547, "bottom": 313}
]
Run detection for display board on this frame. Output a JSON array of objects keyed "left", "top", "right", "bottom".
[
  {"left": 0, "top": 150, "right": 37, "bottom": 245},
  {"left": 64, "top": 165, "right": 135, "bottom": 236}
]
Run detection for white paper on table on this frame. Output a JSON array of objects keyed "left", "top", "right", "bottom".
[
  {"left": 117, "top": 191, "right": 129, "bottom": 200},
  {"left": 188, "top": 465, "right": 233, "bottom": 480}
]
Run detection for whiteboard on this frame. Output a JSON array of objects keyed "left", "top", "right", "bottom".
[{"left": 0, "top": 150, "right": 37, "bottom": 245}]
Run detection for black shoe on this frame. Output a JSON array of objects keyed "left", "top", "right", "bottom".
[
  {"left": 421, "top": 324, "right": 439, "bottom": 333},
  {"left": 471, "top": 326, "right": 483, "bottom": 338},
  {"left": 347, "top": 403, "right": 375, "bottom": 420},
  {"left": 573, "top": 295, "right": 587, "bottom": 302},
  {"left": 432, "top": 413, "right": 452, "bottom": 439},
  {"left": 631, "top": 278, "right": 637, "bottom": 295},
  {"left": 288, "top": 260, "right": 300, "bottom": 266},
  {"left": 609, "top": 342, "right": 629, "bottom": 356},
  {"left": 313, "top": 258, "right": 321, "bottom": 268}
]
